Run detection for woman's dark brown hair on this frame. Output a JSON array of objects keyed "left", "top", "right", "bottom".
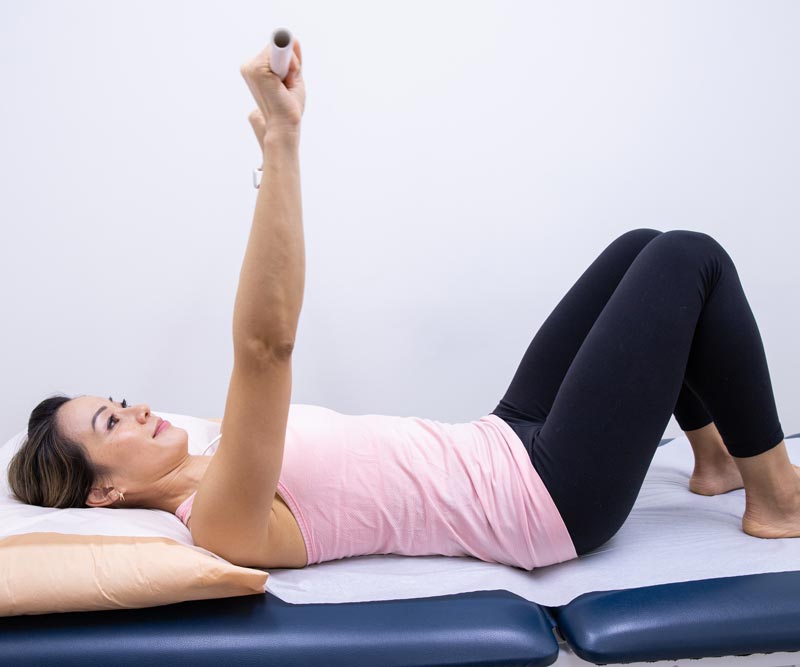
[{"left": 7, "top": 395, "right": 111, "bottom": 508}]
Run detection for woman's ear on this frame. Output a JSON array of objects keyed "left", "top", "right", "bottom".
[{"left": 85, "top": 485, "right": 118, "bottom": 508}]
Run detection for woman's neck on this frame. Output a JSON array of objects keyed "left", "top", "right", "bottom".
[{"left": 151, "top": 454, "right": 212, "bottom": 514}]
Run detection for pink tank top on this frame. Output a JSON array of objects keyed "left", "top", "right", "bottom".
[{"left": 175, "top": 404, "right": 578, "bottom": 570}]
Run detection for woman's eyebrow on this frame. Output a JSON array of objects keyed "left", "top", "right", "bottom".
[{"left": 91, "top": 406, "right": 107, "bottom": 432}]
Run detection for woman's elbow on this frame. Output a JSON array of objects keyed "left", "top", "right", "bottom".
[{"left": 235, "top": 336, "right": 295, "bottom": 364}]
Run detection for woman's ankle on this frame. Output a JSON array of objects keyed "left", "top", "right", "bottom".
[
  {"left": 685, "top": 422, "right": 729, "bottom": 467},
  {"left": 735, "top": 441, "right": 800, "bottom": 508}
]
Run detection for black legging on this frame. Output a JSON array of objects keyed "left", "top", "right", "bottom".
[{"left": 491, "top": 228, "right": 784, "bottom": 556}]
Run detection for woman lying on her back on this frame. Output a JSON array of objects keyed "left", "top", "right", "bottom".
[{"left": 9, "top": 36, "right": 800, "bottom": 571}]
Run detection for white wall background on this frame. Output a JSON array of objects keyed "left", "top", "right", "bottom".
[{"left": 1, "top": 0, "right": 799, "bottom": 442}]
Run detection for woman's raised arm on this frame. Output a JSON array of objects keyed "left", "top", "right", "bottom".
[
  {"left": 233, "top": 35, "right": 305, "bottom": 354},
  {"left": 189, "top": 37, "right": 306, "bottom": 566}
]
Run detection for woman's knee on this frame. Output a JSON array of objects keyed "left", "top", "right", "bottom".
[
  {"left": 657, "top": 229, "right": 724, "bottom": 253},
  {"left": 601, "top": 228, "right": 663, "bottom": 263},
  {"left": 648, "top": 229, "right": 733, "bottom": 270},
  {"left": 614, "top": 227, "right": 663, "bottom": 249}
]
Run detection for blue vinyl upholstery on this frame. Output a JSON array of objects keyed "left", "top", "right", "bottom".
[
  {"left": 552, "top": 571, "right": 800, "bottom": 664},
  {"left": 0, "top": 590, "right": 559, "bottom": 667}
]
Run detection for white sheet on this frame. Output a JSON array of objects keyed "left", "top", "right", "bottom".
[{"left": 264, "top": 435, "right": 800, "bottom": 607}]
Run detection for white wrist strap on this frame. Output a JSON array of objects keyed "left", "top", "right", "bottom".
[{"left": 253, "top": 167, "right": 262, "bottom": 189}]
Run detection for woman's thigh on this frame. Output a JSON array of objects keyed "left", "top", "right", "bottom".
[{"left": 492, "top": 228, "right": 663, "bottom": 426}]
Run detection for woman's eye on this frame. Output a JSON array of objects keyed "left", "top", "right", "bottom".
[{"left": 105, "top": 397, "right": 127, "bottom": 429}]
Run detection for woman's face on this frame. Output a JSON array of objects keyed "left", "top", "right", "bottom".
[{"left": 57, "top": 395, "right": 189, "bottom": 506}]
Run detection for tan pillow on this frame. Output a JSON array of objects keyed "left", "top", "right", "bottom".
[{"left": 0, "top": 532, "right": 268, "bottom": 616}]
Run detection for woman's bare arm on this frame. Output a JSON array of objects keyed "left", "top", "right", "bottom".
[
  {"left": 233, "top": 130, "right": 304, "bottom": 353},
  {"left": 190, "top": 38, "right": 306, "bottom": 566},
  {"left": 192, "top": 131, "right": 303, "bottom": 566}
]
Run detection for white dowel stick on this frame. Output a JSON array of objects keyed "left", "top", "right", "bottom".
[{"left": 269, "top": 28, "right": 293, "bottom": 81}]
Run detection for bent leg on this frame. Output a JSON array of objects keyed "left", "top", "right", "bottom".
[{"left": 530, "top": 230, "right": 784, "bottom": 555}]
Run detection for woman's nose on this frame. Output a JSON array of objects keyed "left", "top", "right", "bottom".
[{"left": 134, "top": 404, "right": 151, "bottom": 422}]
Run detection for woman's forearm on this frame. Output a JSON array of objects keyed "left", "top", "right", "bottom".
[{"left": 232, "top": 130, "right": 305, "bottom": 355}]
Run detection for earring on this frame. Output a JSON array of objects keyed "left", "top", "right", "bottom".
[{"left": 117, "top": 491, "right": 125, "bottom": 502}]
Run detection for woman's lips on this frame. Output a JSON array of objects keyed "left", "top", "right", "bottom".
[{"left": 155, "top": 420, "right": 171, "bottom": 437}]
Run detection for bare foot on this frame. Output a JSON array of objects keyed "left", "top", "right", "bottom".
[
  {"left": 742, "top": 490, "right": 800, "bottom": 539},
  {"left": 742, "top": 513, "right": 800, "bottom": 538},
  {"left": 689, "top": 456, "right": 745, "bottom": 496},
  {"left": 690, "top": 461, "right": 800, "bottom": 496}
]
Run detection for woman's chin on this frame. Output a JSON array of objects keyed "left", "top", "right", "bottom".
[{"left": 153, "top": 426, "right": 189, "bottom": 452}]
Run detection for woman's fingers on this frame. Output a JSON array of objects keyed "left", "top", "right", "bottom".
[
  {"left": 288, "top": 40, "right": 302, "bottom": 82},
  {"left": 293, "top": 38, "right": 302, "bottom": 67},
  {"left": 240, "top": 36, "right": 305, "bottom": 132},
  {"left": 239, "top": 41, "right": 278, "bottom": 117}
]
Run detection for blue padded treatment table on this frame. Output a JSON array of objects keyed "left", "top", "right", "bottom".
[
  {"left": 2, "top": 579, "right": 800, "bottom": 667},
  {"left": 2, "top": 437, "right": 800, "bottom": 667},
  {"left": 0, "top": 591, "right": 561, "bottom": 667},
  {"left": 553, "top": 570, "right": 800, "bottom": 665}
]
